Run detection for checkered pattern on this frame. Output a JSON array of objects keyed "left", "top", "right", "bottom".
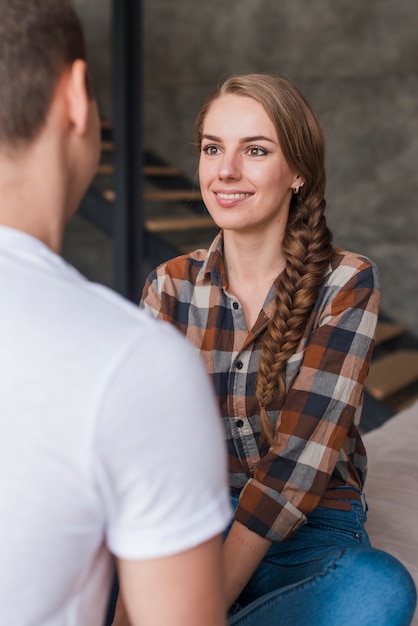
[{"left": 141, "top": 231, "right": 381, "bottom": 542}]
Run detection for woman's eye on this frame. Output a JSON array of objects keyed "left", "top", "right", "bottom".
[
  {"left": 202, "top": 145, "right": 221, "bottom": 156},
  {"left": 247, "top": 146, "right": 267, "bottom": 157}
]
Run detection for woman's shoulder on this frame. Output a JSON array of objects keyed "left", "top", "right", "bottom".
[
  {"left": 142, "top": 249, "right": 213, "bottom": 304},
  {"left": 330, "top": 247, "right": 377, "bottom": 273},
  {"left": 151, "top": 232, "right": 223, "bottom": 283},
  {"left": 152, "top": 248, "right": 209, "bottom": 280},
  {"left": 325, "top": 248, "right": 380, "bottom": 292}
]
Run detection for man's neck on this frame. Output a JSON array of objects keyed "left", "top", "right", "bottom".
[{"left": 0, "top": 146, "right": 69, "bottom": 253}]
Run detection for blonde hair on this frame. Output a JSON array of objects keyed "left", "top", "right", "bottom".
[{"left": 196, "top": 74, "right": 334, "bottom": 445}]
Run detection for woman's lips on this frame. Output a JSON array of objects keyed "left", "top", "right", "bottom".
[
  {"left": 215, "top": 192, "right": 253, "bottom": 200},
  {"left": 213, "top": 191, "right": 254, "bottom": 208}
]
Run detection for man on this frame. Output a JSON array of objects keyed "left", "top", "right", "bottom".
[{"left": 0, "top": 1, "right": 230, "bottom": 624}]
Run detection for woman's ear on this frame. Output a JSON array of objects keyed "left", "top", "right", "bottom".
[
  {"left": 65, "top": 59, "right": 90, "bottom": 137},
  {"left": 291, "top": 174, "right": 305, "bottom": 193}
]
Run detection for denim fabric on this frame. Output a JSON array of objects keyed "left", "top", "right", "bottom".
[{"left": 227, "top": 490, "right": 417, "bottom": 625}]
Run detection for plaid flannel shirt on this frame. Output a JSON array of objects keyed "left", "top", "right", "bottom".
[{"left": 141, "top": 231, "right": 381, "bottom": 542}]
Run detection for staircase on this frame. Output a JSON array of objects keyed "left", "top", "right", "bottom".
[
  {"left": 363, "top": 320, "right": 418, "bottom": 429},
  {"left": 85, "top": 123, "right": 418, "bottom": 433},
  {"left": 94, "top": 125, "right": 218, "bottom": 264}
]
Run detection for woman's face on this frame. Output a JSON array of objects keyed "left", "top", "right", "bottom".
[{"left": 199, "top": 94, "right": 300, "bottom": 236}]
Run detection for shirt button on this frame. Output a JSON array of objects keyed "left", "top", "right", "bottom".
[
  {"left": 236, "top": 361, "right": 243, "bottom": 369},
  {"left": 236, "top": 419, "right": 244, "bottom": 428},
  {"left": 233, "top": 302, "right": 239, "bottom": 310}
]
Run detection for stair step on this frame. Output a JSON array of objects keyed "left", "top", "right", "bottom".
[
  {"left": 101, "top": 141, "right": 114, "bottom": 152},
  {"left": 99, "top": 190, "right": 213, "bottom": 232},
  {"left": 374, "top": 321, "right": 405, "bottom": 346},
  {"left": 144, "top": 165, "right": 183, "bottom": 177},
  {"left": 365, "top": 350, "right": 418, "bottom": 400},
  {"left": 97, "top": 163, "right": 182, "bottom": 177},
  {"left": 102, "top": 189, "right": 202, "bottom": 203},
  {"left": 144, "top": 189, "right": 202, "bottom": 202},
  {"left": 97, "top": 163, "right": 113, "bottom": 175},
  {"left": 102, "top": 190, "right": 114, "bottom": 202},
  {"left": 146, "top": 216, "right": 214, "bottom": 232}
]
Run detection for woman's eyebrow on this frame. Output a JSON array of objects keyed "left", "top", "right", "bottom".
[
  {"left": 241, "top": 135, "right": 276, "bottom": 144},
  {"left": 201, "top": 134, "right": 221, "bottom": 142},
  {"left": 202, "top": 133, "right": 276, "bottom": 143}
]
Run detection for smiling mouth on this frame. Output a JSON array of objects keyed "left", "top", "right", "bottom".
[{"left": 215, "top": 192, "right": 253, "bottom": 200}]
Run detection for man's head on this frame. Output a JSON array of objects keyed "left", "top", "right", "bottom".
[{"left": 0, "top": 0, "right": 91, "bottom": 150}]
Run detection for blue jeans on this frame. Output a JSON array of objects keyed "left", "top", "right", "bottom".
[{"left": 227, "top": 489, "right": 417, "bottom": 625}]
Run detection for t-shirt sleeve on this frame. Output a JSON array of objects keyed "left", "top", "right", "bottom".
[{"left": 92, "top": 318, "right": 231, "bottom": 559}]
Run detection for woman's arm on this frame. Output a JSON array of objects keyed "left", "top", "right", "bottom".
[
  {"left": 223, "top": 521, "right": 271, "bottom": 610},
  {"left": 236, "top": 258, "right": 381, "bottom": 542}
]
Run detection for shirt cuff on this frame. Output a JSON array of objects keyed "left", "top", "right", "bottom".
[{"left": 234, "top": 478, "right": 306, "bottom": 542}]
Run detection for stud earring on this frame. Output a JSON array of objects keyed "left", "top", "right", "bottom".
[{"left": 293, "top": 182, "right": 305, "bottom": 194}]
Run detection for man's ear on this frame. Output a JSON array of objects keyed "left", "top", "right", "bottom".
[{"left": 65, "top": 59, "right": 90, "bottom": 137}]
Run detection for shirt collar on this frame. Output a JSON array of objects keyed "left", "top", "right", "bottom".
[
  {"left": 198, "top": 229, "right": 278, "bottom": 326},
  {"left": 198, "top": 230, "right": 227, "bottom": 288}
]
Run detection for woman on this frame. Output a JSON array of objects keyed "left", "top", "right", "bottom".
[{"left": 141, "top": 74, "right": 416, "bottom": 625}]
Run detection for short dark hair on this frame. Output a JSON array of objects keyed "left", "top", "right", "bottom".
[{"left": 0, "top": 0, "right": 87, "bottom": 147}]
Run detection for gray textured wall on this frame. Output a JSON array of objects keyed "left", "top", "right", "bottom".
[{"left": 71, "top": 0, "right": 417, "bottom": 334}]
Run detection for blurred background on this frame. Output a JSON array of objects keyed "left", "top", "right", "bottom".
[{"left": 67, "top": 0, "right": 417, "bottom": 421}]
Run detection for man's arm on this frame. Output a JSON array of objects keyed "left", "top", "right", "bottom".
[{"left": 117, "top": 535, "right": 226, "bottom": 626}]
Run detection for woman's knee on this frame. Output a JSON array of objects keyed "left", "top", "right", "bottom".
[{"left": 345, "top": 547, "right": 417, "bottom": 624}]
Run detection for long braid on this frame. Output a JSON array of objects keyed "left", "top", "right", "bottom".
[{"left": 256, "top": 193, "right": 334, "bottom": 445}]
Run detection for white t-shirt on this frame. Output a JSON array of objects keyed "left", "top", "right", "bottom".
[{"left": 0, "top": 226, "right": 231, "bottom": 625}]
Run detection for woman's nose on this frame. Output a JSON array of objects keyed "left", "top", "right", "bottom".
[{"left": 218, "top": 152, "right": 241, "bottom": 180}]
